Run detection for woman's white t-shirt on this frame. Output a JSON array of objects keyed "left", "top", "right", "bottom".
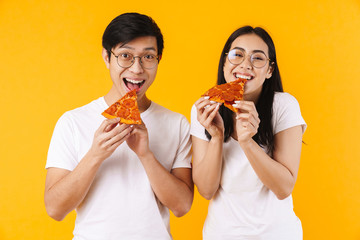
[{"left": 190, "top": 92, "right": 307, "bottom": 240}]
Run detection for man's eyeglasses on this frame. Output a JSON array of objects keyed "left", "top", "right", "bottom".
[
  {"left": 111, "top": 51, "right": 159, "bottom": 69},
  {"left": 226, "top": 49, "right": 271, "bottom": 68}
]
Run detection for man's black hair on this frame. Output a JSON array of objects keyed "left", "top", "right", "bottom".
[{"left": 102, "top": 12, "right": 164, "bottom": 59}]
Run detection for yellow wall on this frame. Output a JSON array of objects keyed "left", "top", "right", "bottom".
[{"left": 1, "top": 0, "right": 360, "bottom": 239}]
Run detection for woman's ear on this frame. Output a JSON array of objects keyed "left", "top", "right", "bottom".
[
  {"left": 266, "top": 62, "right": 274, "bottom": 79},
  {"left": 102, "top": 48, "right": 110, "bottom": 69}
]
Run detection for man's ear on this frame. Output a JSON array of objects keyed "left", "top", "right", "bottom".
[{"left": 102, "top": 48, "right": 110, "bottom": 69}]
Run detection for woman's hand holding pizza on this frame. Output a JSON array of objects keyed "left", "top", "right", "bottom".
[
  {"left": 195, "top": 97, "right": 224, "bottom": 139},
  {"left": 232, "top": 101, "right": 260, "bottom": 145}
]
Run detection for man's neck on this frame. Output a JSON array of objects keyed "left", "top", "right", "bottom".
[{"left": 137, "top": 95, "right": 151, "bottom": 113}]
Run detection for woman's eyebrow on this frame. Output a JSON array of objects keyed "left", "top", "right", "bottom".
[
  {"left": 252, "top": 49, "right": 266, "bottom": 54},
  {"left": 231, "top": 47, "right": 266, "bottom": 54},
  {"left": 231, "top": 47, "right": 245, "bottom": 51}
]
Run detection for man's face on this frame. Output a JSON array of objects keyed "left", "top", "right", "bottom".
[{"left": 103, "top": 36, "right": 159, "bottom": 103}]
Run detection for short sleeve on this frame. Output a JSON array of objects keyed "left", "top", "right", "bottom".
[
  {"left": 172, "top": 116, "right": 192, "bottom": 169},
  {"left": 272, "top": 93, "right": 307, "bottom": 135},
  {"left": 46, "top": 112, "right": 79, "bottom": 171},
  {"left": 190, "top": 104, "right": 209, "bottom": 141}
]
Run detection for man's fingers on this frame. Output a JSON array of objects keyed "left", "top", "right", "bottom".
[
  {"left": 99, "top": 118, "right": 120, "bottom": 132},
  {"left": 105, "top": 122, "right": 118, "bottom": 132},
  {"left": 107, "top": 125, "right": 134, "bottom": 148}
]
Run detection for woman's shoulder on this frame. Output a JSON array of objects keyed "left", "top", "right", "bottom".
[
  {"left": 274, "top": 92, "right": 299, "bottom": 103},
  {"left": 273, "top": 92, "right": 302, "bottom": 109},
  {"left": 272, "top": 92, "right": 306, "bottom": 134}
]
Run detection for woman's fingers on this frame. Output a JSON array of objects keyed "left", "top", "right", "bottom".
[
  {"left": 202, "top": 103, "right": 221, "bottom": 127},
  {"left": 233, "top": 101, "right": 258, "bottom": 117},
  {"left": 233, "top": 101, "right": 260, "bottom": 136},
  {"left": 236, "top": 112, "right": 260, "bottom": 129},
  {"left": 198, "top": 102, "right": 219, "bottom": 125},
  {"left": 233, "top": 101, "right": 259, "bottom": 122},
  {"left": 195, "top": 97, "right": 213, "bottom": 112}
]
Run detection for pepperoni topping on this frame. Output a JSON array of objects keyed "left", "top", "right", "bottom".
[
  {"left": 122, "top": 99, "right": 135, "bottom": 108},
  {"left": 101, "top": 89, "right": 141, "bottom": 124},
  {"left": 201, "top": 79, "right": 247, "bottom": 112}
]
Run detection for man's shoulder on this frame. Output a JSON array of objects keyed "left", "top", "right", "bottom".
[
  {"left": 66, "top": 97, "right": 105, "bottom": 116},
  {"left": 58, "top": 97, "right": 106, "bottom": 126},
  {"left": 149, "top": 102, "right": 187, "bottom": 121}
]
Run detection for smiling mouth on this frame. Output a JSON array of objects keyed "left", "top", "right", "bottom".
[
  {"left": 235, "top": 74, "right": 254, "bottom": 80},
  {"left": 123, "top": 78, "right": 145, "bottom": 91}
]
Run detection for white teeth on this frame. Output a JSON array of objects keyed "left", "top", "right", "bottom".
[
  {"left": 125, "top": 78, "right": 144, "bottom": 84},
  {"left": 235, "top": 74, "right": 252, "bottom": 80}
]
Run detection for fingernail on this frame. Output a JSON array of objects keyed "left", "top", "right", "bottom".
[
  {"left": 234, "top": 100, "right": 241, "bottom": 104},
  {"left": 130, "top": 125, "right": 134, "bottom": 128},
  {"left": 204, "top": 105, "right": 210, "bottom": 108},
  {"left": 210, "top": 101, "right": 216, "bottom": 104},
  {"left": 204, "top": 96, "right": 210, "bottom": 100}
]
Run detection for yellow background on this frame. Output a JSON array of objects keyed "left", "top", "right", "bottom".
[{"left": 1, "top": 0, "right": 360, "bottom": 239}]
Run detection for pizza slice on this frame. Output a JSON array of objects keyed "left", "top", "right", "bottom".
[
  {"left": 202, "top": 78, "right": 247, "bottom": 112},
  {"left": 102, "top": 89, "right": 142, "bottom": 124}
]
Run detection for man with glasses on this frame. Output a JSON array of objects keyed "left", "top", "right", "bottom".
[{"left": 45, "top": 13, "right": 193, "bottom": 240}]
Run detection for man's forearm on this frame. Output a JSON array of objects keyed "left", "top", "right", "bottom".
[
  {"left": 44, "top": 153, "right": 102, "bottom": 221},
  {"left": 139, "top": 152, "right": 193, "bottom": 217}
]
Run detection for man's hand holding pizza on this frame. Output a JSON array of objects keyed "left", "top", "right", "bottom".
[{"left": 88, "top": 118, "right": 133, "bottom": 163}]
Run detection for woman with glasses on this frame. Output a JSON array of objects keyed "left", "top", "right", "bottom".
[{"left": 191, "top": 26, "right": 306, "bottom": 239}]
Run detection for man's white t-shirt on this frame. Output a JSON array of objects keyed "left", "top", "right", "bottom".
[
  {"left": 46, "top": 97, "right": 192, "bottom": 240},
  {"left": 190, "top": 92, "right": 307, "bottom": 240}
]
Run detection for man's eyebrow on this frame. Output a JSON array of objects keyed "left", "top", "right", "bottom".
[
  {"left": 144, "top": 47, "right": 156, "bottom": 51},
  {"left": 117, "top": 45, "right": 157, "bottom": 52}
]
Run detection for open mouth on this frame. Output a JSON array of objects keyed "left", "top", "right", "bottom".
[
  {"left": 123, "top": 78, "right": 145, "bottom": 92},
  {"left": 235, "top": 74, "right": 254, "bottom": 80}
]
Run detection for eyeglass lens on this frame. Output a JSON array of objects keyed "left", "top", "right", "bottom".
[
  {"left": 116, "top": 52, "right": 158, "bottom": 69},
  {"left": 227, "top": 49, "right": 268, "bottom": 68}
]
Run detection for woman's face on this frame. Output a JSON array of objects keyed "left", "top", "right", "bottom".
[{"left": 223, "top": 33, "right": 273, "bottom": 102}]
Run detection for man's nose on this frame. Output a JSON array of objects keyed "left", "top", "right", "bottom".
[{"left": 129, "top": 57, "right": 144, "bottom": 73}]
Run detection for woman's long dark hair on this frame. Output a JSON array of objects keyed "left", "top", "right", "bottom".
[{"left": 205, "top": 26, "right": 283, "bottom": 154}]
